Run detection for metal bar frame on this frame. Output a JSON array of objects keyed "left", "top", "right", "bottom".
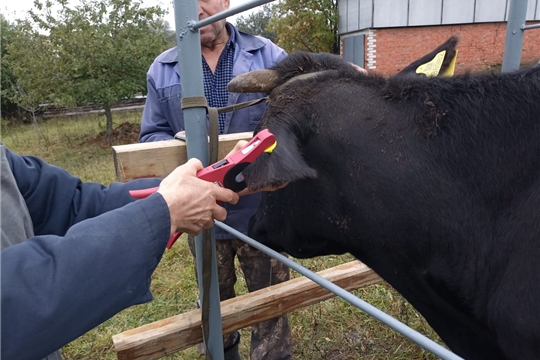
[
  {"left": 522, "top": 22, "right": 540, "bottom": 30},
  {"left": 173, "top": 2, "right": 223, "bottom": 359},
  {"left": 502, "top": 0, "right": 530, "bottom": 72},
  {"left": 173, "top": 2, "right": 279, "bottom": 359},
  {"left": 171, "top": 0, "right": 470, "bottom": 359}
]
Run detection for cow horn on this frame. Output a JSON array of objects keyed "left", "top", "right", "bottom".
[{"left": 228, "top": 69, "right": 280, "bottom": 94}]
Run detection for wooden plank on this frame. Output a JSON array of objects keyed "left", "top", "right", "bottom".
[
  {"left": 112, "top": 132, "right": 253, "bottom": 182},
  {"left": 113, "top": 261, "right": 382, "bottom": 360}
]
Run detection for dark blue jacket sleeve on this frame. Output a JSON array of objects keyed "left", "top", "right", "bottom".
[
  {"left": 6, "top": 147, "right": 162, "bottom": 236},
  {"left": 1, "top": 149, "right": 171, "bottom": 360}
]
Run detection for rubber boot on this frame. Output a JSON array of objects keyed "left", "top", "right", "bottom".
[{"left": 223, "top": 331, "right": 241, "bottom": 360}]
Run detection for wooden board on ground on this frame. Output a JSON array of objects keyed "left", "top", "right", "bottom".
[
  {"left": 112, "top": 132, "right": 253, "bottom": 182},
  {"left": 113, "top": 260, "right": 382, "bottom": 360}
]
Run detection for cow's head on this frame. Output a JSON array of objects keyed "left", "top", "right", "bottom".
[{"left": 229, "top": 37, "right": 459, "bottom": 258}]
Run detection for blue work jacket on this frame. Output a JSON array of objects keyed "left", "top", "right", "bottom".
[
  {"left": 139, "top": 23, "right": 287, "bottom": 239},
  {"left": 1, "top": 145, "right": 166, "bottom": 360}
]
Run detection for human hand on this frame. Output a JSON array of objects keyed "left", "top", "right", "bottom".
[
  {"left": 174, "top": 130, "right": 186, "bottom": 141},
  {"left": 349, "top": 62, "right": 367, "bottom": 74},
  {"left": 157, "top": 158, "right": 239, "bottom": 236},
  {"left": 226, "top": 140, "right": 248, "bottom": 157}
]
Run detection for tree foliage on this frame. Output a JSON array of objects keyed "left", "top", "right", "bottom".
[
  {"left": 1, "top": 15, "right": 22, "bottom": 119},
  {"left": 4, "top": 19, "right": 55, "bottom": 124},
  {"left": 268, "top": 0, "right": 338, "bottom": 54},
  {"left": 235, "top": 4, "right": 277, "bottom": 43},
  {"left": 5, "top": 0, "right": 170, "bottom": 143}
]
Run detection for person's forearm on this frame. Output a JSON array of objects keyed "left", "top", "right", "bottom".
[
  {"left": 6, "top": 145, "right": 162, "bottom": 236},
  {"left": 1, "top": 194, "right": 170, "bottom": 360}
]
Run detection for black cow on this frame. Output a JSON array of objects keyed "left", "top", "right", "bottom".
[{"left": 228, "top": 38, "right": 540, "bottom": 359}]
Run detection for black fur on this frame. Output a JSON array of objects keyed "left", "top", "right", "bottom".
[{"left": 244, "top": 37, "right": 540, "bottom": 359}]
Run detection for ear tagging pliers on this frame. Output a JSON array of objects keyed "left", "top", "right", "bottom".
[{"left": 129, "top": 129, "right": 276, "bottom": 249}]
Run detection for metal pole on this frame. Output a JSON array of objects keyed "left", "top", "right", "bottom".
[
  {"left": 502, "top": 0, "right": 529, "bottom": 73},
  {"left": 523, "top": 23, "right": 540, "bottom": 30},
  {"left": 215, "top": 221, "right": 464, "bottom": 360},
  {"left": 193, "top": 0, "right": 276, "bottom": 29},
  {"left": 173, "top": 1, "right": 224, "bottom": 358}
]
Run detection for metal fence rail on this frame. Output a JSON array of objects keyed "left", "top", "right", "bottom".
[{"left": 215, "top": 222, "right": 463, "bottom": 360}]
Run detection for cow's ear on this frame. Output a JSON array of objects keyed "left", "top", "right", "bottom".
[
  {"left": 398, "top": 36, "right": 459, "bottom": 77},
  {"left": 243, "top": 128, "right": 317, "bottom": 191}
]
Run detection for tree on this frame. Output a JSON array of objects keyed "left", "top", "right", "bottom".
[
  {"left": 7, "top": 0, "right": 170, "bottom": 144},
  {"left": 1, "top": 15, "right": 22, "bottom": 119},
  {"left": 235, "top": 4, "right": 277, "bottom": 42},
  {"left": 268, "top": 0, "right": 338, "bottom": 54},
  {"left": 161, "top": 20, "right": 177, "bottom": 45},
  {"left": 4, "top": 19, "right": 55, "bottom": 125}
]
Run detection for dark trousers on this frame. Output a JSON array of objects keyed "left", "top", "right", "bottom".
[{"left": 188, "top": 236, "right": 292, "bottom": 360}]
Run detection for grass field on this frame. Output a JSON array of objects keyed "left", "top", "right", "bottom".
[{"left": 1, "top": 112, "right": 445, "bottom": 359}]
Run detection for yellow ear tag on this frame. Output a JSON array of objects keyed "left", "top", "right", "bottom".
[
  {"left": 440, "top": 49, "right": 458, "bottom": 77},
  {"left": 264, "top": 141, "right": 277, "bottom": 153},
  {"left": 416, "top": 50, "right": 446, "bottom": 77}
]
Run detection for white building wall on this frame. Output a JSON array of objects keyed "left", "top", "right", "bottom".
[{"left": 338, "top": 0, "right": 540, "bottom": 34}]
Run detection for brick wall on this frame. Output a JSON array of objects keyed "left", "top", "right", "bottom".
[{"left": 364, "top": 22, "right": 540, "bottom": 74}]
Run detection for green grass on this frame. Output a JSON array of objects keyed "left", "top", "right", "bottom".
[{"left": 1, "top": 112, "right": 444, "bottom": 359}]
